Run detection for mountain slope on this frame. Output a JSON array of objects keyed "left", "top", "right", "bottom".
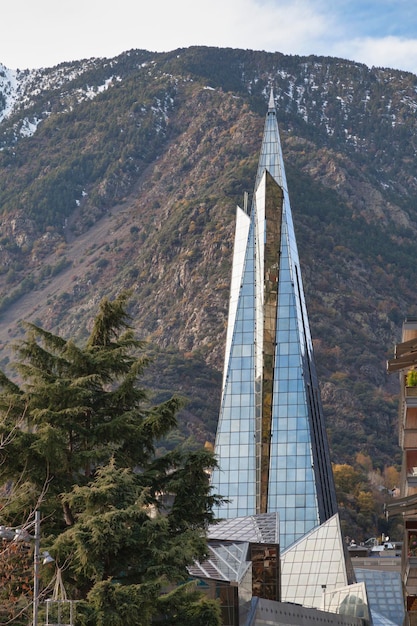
[{"left": 0, "top": 46, "right": 416, "bottom": 474}]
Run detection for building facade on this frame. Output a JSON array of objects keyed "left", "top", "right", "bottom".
[
  {"left": 201, "top": 92, "right": 404, "bottom": 626},
  {"left": 387, "top": 318, "right": 417, "bottom": 624},
  {"left": 211, "top": 91, "right": 337, "bottom": 550}
]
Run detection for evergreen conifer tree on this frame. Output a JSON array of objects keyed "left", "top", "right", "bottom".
[{"left": 0, "top": 293, "right": 223, "bottom": 625}]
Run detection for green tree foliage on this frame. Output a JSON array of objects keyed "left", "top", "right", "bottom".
[
  {"left": 0, "top": 293, "right": 223, "bottom": 625},
  {"left": 0, "top": 292, "right": 180, "bottom": 526},
  {"left": 53, "top": 460, "right": 222, "bottom": 625}
]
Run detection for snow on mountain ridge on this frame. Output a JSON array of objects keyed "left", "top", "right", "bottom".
[
  {"left": 0, "top": 64, "right": 20, "bottom": 122},
  {"left": 16, "top": 59, "right": 102, "bottom": 105},
  {"left": 0, "top": 59, "right": 121, "bottom": 141}
]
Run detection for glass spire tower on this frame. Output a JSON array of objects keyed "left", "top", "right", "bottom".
[{"left": 211, "top": 92, "right": 338, "bottom": 550}]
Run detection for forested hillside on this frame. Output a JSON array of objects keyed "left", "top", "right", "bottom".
[{"left": 1, "top": 46, "right": 417, "bottom": 538}]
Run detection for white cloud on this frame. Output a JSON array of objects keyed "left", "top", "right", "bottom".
[
  {"left": 335, "top": 36, "right": 417, "bottom": 74},
  {"left": 0, "top": 0, "right": 416, "bottom": 74},
  {"left": 230, "top": 0, "right": 332, "bottom": 54}
]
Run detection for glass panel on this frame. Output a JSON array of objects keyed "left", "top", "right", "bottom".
[
  {"left": 281, "top": 515, "right": 348, "bottom": 608},
  {"left": 251, "top": 544, "right": 280, "bottom": 601},
  {"left": 211, "top": 93, "right": 337, "bottom": 547}
]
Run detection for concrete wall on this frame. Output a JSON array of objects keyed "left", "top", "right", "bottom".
[{"left": 252, "top": 600, "right": 366, "bottom": 626}]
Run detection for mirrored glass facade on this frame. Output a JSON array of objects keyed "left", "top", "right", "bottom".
[
  {"left": 211, "top": 92, "right": 337, "bottom": 549},
  {"left": 280, "top": 514, "right": 349, "bottom": 608},
  {"left": 251, "top": 543, "right": 280, "bottom": 601},
  {"left": 213, "top": 220, "right": 257, "bottom": 518},
  {"left": 188, "top": 513, "right": 280, "bottom": 626}
]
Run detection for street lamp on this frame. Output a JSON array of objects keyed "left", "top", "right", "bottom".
[
  {"left": 32, "top": 511, "right": 54, "bottom": 626},
  {"left": 33, "top": 510, "right": 41, "bottom": 626}
]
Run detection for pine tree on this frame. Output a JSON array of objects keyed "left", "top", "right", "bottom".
[
  {"left": 0, "top": 292, "right": 181, "bottom": 525},
  {"left": 0, "top": 293, "right": 223, "bottom": 625},
  {"left": 53, "top": 459, "right": 222, "bottom": 625}
]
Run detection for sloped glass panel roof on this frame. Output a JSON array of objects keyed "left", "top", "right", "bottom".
[
  {"left": 188, "top": 540, "right": 251, "bottom": 583},
  {"left": 207, "top": 512, "right": 279, "bottom": 544},
  {"left": 281, "top": 514, "right": 348, "bottom": 608},
  {"left": 324, "top": 582, "right": 370, "bottom": 621},
  {"left": 354, "top": 568, "right": 405, "bottom": 626}
]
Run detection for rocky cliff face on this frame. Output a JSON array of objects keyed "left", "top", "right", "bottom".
[{"left": 0, "top": 47, "right": 416, "bottom": 469}]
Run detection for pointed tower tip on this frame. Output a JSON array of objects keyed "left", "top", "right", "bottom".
[{"left": 268, "top": 89, "right": 275, "bottom": 111}]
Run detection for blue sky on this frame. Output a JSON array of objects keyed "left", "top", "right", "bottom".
[{"left": 2, "top": 0, "right": 417, "bottom": 74}]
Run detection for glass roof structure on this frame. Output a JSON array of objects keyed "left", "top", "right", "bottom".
[
  {"left": 211, "top": 91, "right": 338, "bottom": 550},
  {"left": 188, "top": 540, "right": 251, "bottom": 584},
  {"left": 189, "top": 512, "right": 279, "bottom": 583},
  {"left": 207, "top": 512, "right": 279, "bottom": 545},
  {"left": 324, "top": 582, "right": 370, "bottom": 622},
  {"left": 354, "top": 568, "right": 404, "bottom": 626},
  {"left": 281, "top": 514, "right": 351, "bottom": 608}
]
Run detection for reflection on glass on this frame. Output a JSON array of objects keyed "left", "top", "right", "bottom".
[
  {"left": 251, "top": 544, "right": 280, "bottom": 601},
  {"left": 211, "top": 93, "right": 337, "bottom": 549},
  {"left": 325, "top": 582, "right": 370, "bottom": 621}
]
